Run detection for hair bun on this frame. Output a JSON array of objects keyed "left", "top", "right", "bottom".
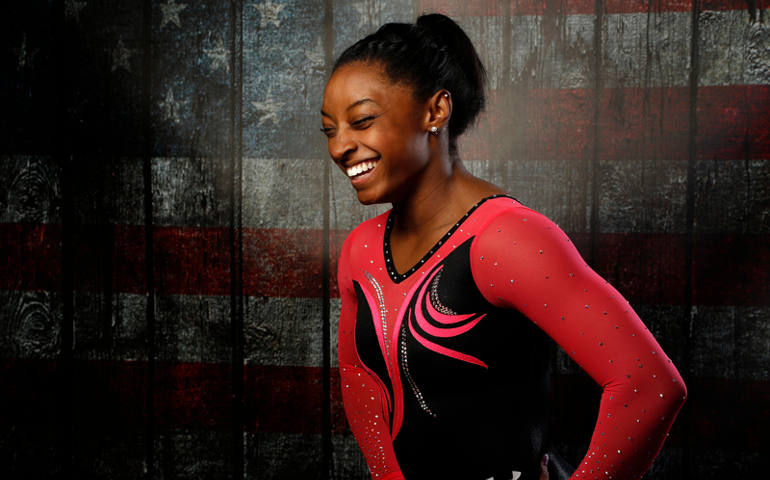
[
  {"left": 333, "top": 13, "right": 487, "bottom": 147},
  {"left": 416, "top": 13, "right": 487, "bottom": 136}
]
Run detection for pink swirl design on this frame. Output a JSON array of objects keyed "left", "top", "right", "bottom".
[
  {"left": 410, "top": 265, "right": 488, "bottom": 368},
  {"left": 409, "top": 314, "right": 489, "bottom": 369}
]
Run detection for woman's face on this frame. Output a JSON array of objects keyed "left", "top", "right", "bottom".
[{"left": 321, "top": 61, "right": 431, "bottom": 205}]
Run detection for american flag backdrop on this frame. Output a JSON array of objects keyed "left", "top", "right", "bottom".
[{"left": 1, "top": 0, "right": 768, "bottom": 478}]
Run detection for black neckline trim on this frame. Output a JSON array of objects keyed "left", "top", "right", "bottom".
[{"left": 383, "top": 194, "right": 515, "bottom": 284}]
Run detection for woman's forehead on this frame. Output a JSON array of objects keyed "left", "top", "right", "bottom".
[
  {"left": 326, "top": 63, "right": 390, "bottom": 99},
  {"left": 323, "top": 62, "right": 414, "bottom": 113}
]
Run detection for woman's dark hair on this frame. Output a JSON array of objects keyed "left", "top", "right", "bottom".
[{"left": 333, "top": 13, "right": 487, "bottom": 150}]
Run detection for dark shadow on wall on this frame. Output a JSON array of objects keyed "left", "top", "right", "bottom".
[{"left": 1, "top": 1, "right": 246, "bottom": 478}]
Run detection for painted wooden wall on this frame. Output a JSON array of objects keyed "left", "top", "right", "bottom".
[{"left": 1, "top": 0, "right": 767, "bottom": 478}]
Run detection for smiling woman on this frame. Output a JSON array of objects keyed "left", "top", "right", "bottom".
[
  {"left": 321, "top": 13, "right": 686, "bottom": 480},
  {"left": 321, "top": 64, "right": 433, "bottom": 205}
]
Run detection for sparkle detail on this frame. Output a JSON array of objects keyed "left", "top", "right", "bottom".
[
  {"left": 364, "top": 271, "right": 390, "bottom": 366},
  {"left": 429, "top": 269, "right": 457, "bottom": 315},
  {"left": 400, "top": 325, "right": 436, "bottom": 417}
]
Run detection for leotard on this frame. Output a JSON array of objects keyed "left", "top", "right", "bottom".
[{"left": 337, "top": 195, "right": 686, "bottom": 480}]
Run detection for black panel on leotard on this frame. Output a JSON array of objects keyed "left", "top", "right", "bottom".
[
  {"left": 391, "top": 238, "right": 554, "bottom": 480},
  {"left": 353, "top": 280, "right": 395, "bottom": 426}
]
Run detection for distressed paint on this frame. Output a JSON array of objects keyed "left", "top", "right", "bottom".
[
  {"left": 1, "top": 1, "right": 769, "bottom": 479},
  {"left": 4, "top": 223, "right": 768, "bottom": 304}
]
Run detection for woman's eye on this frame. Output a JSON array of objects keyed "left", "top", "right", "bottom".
[
  {"left": 351, "top": 116, "right": 375, "bottom": 128},
  {"left": 320, "top": 127, "right": 335, "bottom": 137}
]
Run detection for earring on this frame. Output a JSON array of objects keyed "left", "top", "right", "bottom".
[{"left": 429, "top": 126, "right": 438, "bottom": 136}]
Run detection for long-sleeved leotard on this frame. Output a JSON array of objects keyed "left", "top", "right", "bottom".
[{"left": 337, "top": 195, "right": 686, "bottom": 480}]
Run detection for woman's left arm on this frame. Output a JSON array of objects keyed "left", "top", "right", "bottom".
[{"left": 470, "top": 205, "right": 687, "bottom": 480}]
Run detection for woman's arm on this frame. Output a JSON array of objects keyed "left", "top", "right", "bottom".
[
  {"left": 470, "top": 206, "right": 687, "bottom": 480},
  {"left": 337, "top": 236, "right": 404, "bottom": 480}
]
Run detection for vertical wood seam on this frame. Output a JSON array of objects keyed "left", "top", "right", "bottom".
[
  {"left": 53, "top": 0, "right": 74, "bottom": 476},
  {"left": 323, "top": 1, "right": 335, "bottom": 477},
  {"left": 141, "top": 0, "right": 156, "bottom": 477},
  {"left": 683, "top": 0, "right": 702, "bottom": 477},
  {"left": 229, "top": 0, "right": 245, "bottom": 478},
  {"left": 589, "top": 0, "right": 604, "bottom": 265}
]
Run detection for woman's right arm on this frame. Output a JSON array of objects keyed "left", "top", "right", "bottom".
[{"left": 337, "top": 236, "right": 404, "bottom": 480}]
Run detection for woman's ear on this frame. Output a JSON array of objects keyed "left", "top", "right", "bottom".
[{"left": 424, "top": 89, "right": 452, "bottom": 135}]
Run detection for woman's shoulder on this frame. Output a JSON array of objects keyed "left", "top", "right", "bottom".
[
  {"left": 471, "top": 194, "right": 549, "bottom": 230},
  {"left": 471, "top": 195, "right": 572, "bottom": 250},
  {"left": 349, "top": 208, "right": 391, "bottom": 238},
  {"left": 339, "top": 208, "right": 392, "bottom": 257}
]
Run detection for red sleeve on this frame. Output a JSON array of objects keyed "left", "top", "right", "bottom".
[
  {"left": 470, "top": 205, "right": 687, "bottom": 480},
  {"left": 337, "top": 234, "right": 405, "bottom": 480}
]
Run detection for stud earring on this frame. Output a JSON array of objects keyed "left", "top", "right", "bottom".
[{"left": 429, "top": 126, "right": 438, "bottom": 136}]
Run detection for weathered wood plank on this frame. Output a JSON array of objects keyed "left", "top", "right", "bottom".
[
  {"left": 698, "top": 8, "right": 770, "bottom": 86},
  {"left": 1, "top": 2, "right": 60, "bottom": 155},
  {"left": 422, "top": 0, "right": 753, "bottom": 15},
  {"left": 0, "top": 359, "right": 63, "bottom": 477},
  {"left": 245, "top": 296, "right": 324, "bottom": 366},
  {"left": 148, "top": 1, "right": 237, "bottom": 477},
  {"left": 0, "top": 359, "right": 764, "bottom": 446},
  {"left": 603, "top": 12, "right": 692, "bottom": 87},
  {"left": 4, "top": 223, "right": 769, "bottom": 304},
  {"left": 597, "top": 6, "right": 692, "bottom": 235},
  {"left": 150, "top": 1, "right": 233, "bottom": 157},
  {"left": 694, "top": 158, "right": 770, "bottom": 234},
  {"left": 2, "top": 1, "right": 768, "bottom": 478},
  {"left": 245, "top": 432, "right": 325, "bottom": 479},
  {"left": 0, "top": 291, "right": 61, "bottom": 359},
  {"left": 0, "top": 156, "right": 61, "bottom": 224},
  {"left": 690, "top": 306, "right": 770, "bottom": 382},
  {"left": 243, "top": 0, "right": 328, "bottom": 159}
]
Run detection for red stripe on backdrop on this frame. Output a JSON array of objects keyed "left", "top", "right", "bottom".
[
  {"left": 462, "top": 86, "right": 770, "bottom": 162},
  {"left": 419, "top": 0, "right": 751, "bottom": 16},
  {"left": 1, "top": 224, "right": 768, "bottom": 305},
  {"left": 691, "top": 234, "right": 770, "bottom": 306},
  {"left": 464, "top": 88, "right": 594, "bottom": 162},
  {"left": 597, "top": 87, "right": 690, "bottom": 162},
  {"left": 547, "top": 373, "right": 768, "bottom": 452},
  {"left": 244, "top": 228, "right": 348, "bottom": 299},
  {"left": 0, "top": 359, "right": 766, "bottom": 451},
  {"left": 0, "top": 223, "right": 61, "bottom": 291},
  {"left": 596, "top": 233, "right": 770, "bottom": 307},
  {"left": 697, "top": 85, "right": 770, "bottom": 161}
]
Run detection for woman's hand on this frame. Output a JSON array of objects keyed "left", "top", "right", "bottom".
[{"left": 539, "top": 454, "right": 549, "bottom": 480}]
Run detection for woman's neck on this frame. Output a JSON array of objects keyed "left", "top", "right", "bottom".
[{"left": 391, "top": 160, "right": 477, "bottom": 234}]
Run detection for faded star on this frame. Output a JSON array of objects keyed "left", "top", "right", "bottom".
[
  {"left": 252, "top": 0, "right": 285, "bottom": 29},
  {"left": 204, "top": 35, "right": 230, "bottom": 73},
  {"left": 305, "top": 37, "right": 325, "bottom": 73},
  {"left": 160, "top": 0, "right": 187, "bottom": 30},
  {"left": 16, "top": 33, "right": 39, "bottom": 70},
  {"left": 353, "top": 0, "right": 381, "bottom": 30},
  {"left": 111, "top": 38, "right": 134, "bottom": 73},
  {"left": 159, "top": 86, "right": 189, "bottom": 124},
  {"left": 251, "top": 90, "right": 283, "bottom": 126},
  {"left": 65, "top": 0, "right": 87, "bottom": 23}
]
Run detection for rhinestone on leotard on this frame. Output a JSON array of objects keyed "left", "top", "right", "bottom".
[
  {"left": 364, "top": 271, "right": 390, "bottom": 366},
  {"left": 430, "top": 270, "right": 457, "bottom": 315},
  {"left": 399, "top": 325, "right": 436, "bottom": 418}
]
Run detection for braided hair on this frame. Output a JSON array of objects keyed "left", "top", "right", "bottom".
[{"left": 333, "top": 14, "right": 487, "bottom": 152}]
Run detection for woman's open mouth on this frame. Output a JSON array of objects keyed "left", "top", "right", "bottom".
[
  {"left": 346, "top": 160, "right": 378, "bottom": 178},
  {"left": 346, "top": 160, "right": 379, "bottom": 186}
]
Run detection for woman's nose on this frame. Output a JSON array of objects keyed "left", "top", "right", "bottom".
[{"left": 329, "top": 130, "right": 356, "bottom": 163}]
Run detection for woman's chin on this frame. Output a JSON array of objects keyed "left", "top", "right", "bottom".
[
  {"left": 355, "top": 187, "right": 386, "bottom": 206},
  {"left": 356, "top": 194, "right": 380, "bottom": 206}
]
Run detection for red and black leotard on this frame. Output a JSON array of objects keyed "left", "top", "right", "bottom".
[{"left": 337, "top": 195, "right": 686, "bottom": 480}]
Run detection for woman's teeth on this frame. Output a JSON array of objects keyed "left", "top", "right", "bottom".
[{"left": 346, "top": 160, "right": 377, "bottom": 178}]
